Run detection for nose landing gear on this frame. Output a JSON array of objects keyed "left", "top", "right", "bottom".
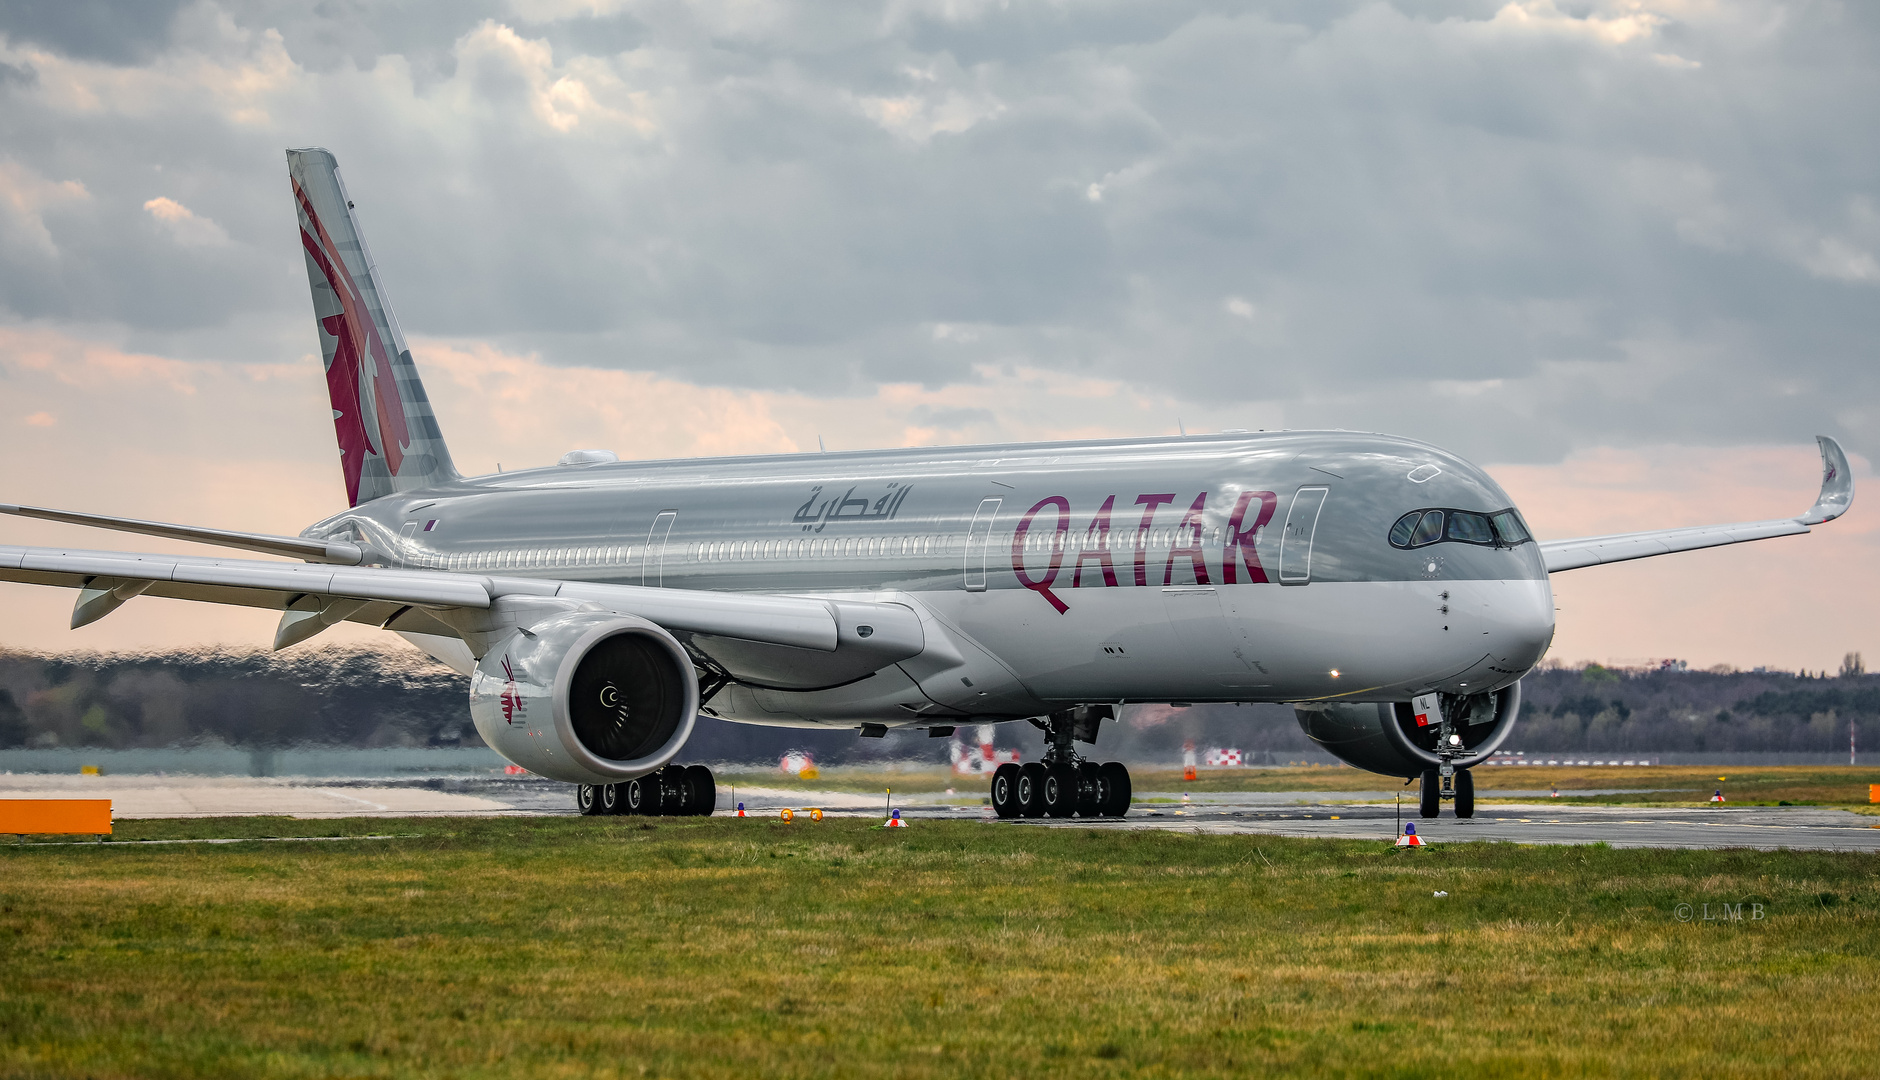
[
  {"left": 1418, "top": 704, "right": 1477, "bottom": 819},
  {"left": 990, "top": 706, "right": 1132, "bottom": 820}
]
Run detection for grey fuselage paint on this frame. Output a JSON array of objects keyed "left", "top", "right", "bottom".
[{"left": 306, "top": 430, "right": 1557, "bottom": 728}]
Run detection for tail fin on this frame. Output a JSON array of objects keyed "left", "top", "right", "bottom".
[{"left": 287, "top": 148, "right": 458, "bottom": 507}]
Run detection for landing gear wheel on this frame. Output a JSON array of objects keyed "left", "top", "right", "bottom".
[
  {"left": 1453, "top": 768, "right": 1474, "bottom": 819},
  {"left": 1100, "top": 762, "right": 1132, "bottom": 817},
  {"left": 640, "top": 772, "right": 667, "bottom": 817},
  {"left": 1017, "top": 762, "right": 1047, "bottom": 818},
  {"left": 577, "top": 784, "right": 603, "bottom": 816},
  {"left": 622, "top": 777, "right": 646, "bottom": 815},
  {"left": 1042, "top": 763, "right": 1078, "bottom": 818},
  {"left": 600, "top": 783, "right": 622, "bottom": 815},
  {"left": 1075, "top": 762, "right": 1105, "bottom": 818},
  {"left": 1418, "top": 769, "right": 1440, "bottom": 819},
  {"left": 991, "top": 763, "right": 1021, "bottom": 819},
  {"left": 685, "top": 764, "right": 717, "bottom": 816},
  {"left": 660, "top": 764, "right": 692, "bottom": 815}
]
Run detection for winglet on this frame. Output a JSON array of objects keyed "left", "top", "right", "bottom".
[{"left": 1798, "top": 435, "right": 1854, "bottom": 525}]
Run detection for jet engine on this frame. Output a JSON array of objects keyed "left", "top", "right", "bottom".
[
  {"left": 469, "top": 610, "right": 699, "bottom": 785},
  {"left": 1293, "top": 683, "right": 1522, "bottom": 779}
]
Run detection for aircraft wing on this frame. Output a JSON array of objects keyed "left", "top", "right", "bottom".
[
  {"left": 1539, "top": 435, "right": 1853, "bottom": 573},
  {"left": 0, "top": 502, "right": 365, "bottom": 564},
  {"left": 0, "top": 542, "right": 874, "bottom": 655}
]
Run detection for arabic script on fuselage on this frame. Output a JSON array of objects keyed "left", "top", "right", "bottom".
[{"left": 793, "top": 483, "right": 913, "bottom": 532}]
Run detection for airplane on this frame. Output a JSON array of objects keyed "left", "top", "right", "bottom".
[{"left": 0, "top": 148, "right": 1855, "bottom": 820}]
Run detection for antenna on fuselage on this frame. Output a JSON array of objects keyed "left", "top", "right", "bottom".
[
  {"left": 818, "top": 435, "right": 827, "bottom": 453},
  {"left": 1178, "top": 419, "right": 1187, "bottom": 436}
]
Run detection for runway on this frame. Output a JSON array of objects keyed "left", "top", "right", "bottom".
[{"left": 4, "top": 775, "right": 1878, "bottom": 851}]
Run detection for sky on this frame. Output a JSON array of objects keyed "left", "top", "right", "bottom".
[{"left": 0, "top": 0, "right": 1875, "bottom": 671}]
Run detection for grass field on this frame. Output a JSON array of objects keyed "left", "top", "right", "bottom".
[
  {"left": 717, "top": 763, "right": 1880, "bottom": 807},
  {"left": 4, "top": 817, "right": 1880, "bottom": 1078}
]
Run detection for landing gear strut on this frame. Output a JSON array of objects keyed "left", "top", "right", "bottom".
[
  {"left": 577, "top": 764, "right": 717, "bottom": 817},
  {"left": 1417, "top": 696, "right": 1479, "bottom": 819},
  {"left": 990, "top": 705, "right": 1131, "bottom": 820}
]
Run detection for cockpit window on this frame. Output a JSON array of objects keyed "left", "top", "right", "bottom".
[
  {"left": 1446, "top": 512, "right": 1494, "bottom": 544},
  {"left": 1389, "top": 507, "right": 1531, "bottom": 550}
]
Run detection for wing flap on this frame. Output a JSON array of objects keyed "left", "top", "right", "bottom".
[{"left": 1538, "top": 436, "right": 1852, "bottom": 574}]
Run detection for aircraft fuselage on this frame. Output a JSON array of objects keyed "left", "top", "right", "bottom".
[{"left": 305, "top": 429, "right": 1555, "bottom": 728}]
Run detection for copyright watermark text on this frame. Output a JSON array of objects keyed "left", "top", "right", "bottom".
[{"left": 1675, "top": 902, "right": 1765, "bottom": 922}]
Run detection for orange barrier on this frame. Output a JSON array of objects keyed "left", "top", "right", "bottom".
[
  {"left": 0, "top": 799, "right": 113, "bottom": 837},
  {"left": 1870, "top": 784, "right": 1879, "bottom": 804}
]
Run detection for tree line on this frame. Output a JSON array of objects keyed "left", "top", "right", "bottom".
[{"left": 0, "top": 647, "right": 1872, "bottom": 759}]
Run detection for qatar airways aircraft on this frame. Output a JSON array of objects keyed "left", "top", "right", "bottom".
[{"left": 0, "top": 149, "right": 1856, "bottom": 820}]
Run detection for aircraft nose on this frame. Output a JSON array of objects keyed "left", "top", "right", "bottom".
[{"left": 1493, "top": 579, "right": 1556, "bottom": 672}]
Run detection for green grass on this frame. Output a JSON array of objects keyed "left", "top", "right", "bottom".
[
  {"left": 719, "top": 763, "right": 1880, "bottom": 806},
  {"left": 4, "top": 817, "right": 1880, "bottom": 1078}
]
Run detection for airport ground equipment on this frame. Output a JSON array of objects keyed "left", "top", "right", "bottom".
[
  {"left": 0, "top": 148, "right": 1857, "bottom": 824},
  {"left": 0, "top": 799, "right": 112, "bottom": 840}
]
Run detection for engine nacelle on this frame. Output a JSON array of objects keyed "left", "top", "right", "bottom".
[
  {"left": 469, "top": 610, "right": 699, "bottom": 785},
  {"left": 1294, "top": 683, "right": 1522, "bottom": 779}
]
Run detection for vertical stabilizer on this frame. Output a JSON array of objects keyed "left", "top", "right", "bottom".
[{"left": 287, "top": 148, "right": 458, "bottom": 507}]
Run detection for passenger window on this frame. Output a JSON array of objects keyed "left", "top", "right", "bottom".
[
  {"left": 1447, "top": 512, "right": 1494, "bottom": 544},
  {"left": 1410, "top": 511, "right": 1444, "bottom": 547}
]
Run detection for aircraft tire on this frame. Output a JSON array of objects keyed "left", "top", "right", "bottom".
[
  {"left": 1074, "top": 761, "right": 1105, "bottom": 817},
  {"left": 577, "top": 784, "right": 604, "bottom": 816},
  {"left": 686, "top": 764, "right": 717, "bottom": 816},
  {"left": 1042, "top": 763, "right": 1078, "bottom": 818},
  {"left": 1017, "top": 762, "right": 1047, "bottom": 818},
  {"left": 991, "top": 763, "right": 1022, "bottom": 818},
  {"left": 599, "top": 783, "right": 622, "bottom": 815},
  {"left": 660, "top": 764, "right": 692, "bottom": 815},
  {"left": 622, "top": 777, "right": 646, "bottom": 815},
  {"left": 1101, "top": 762, "right": 1132, "bottom": 817},
  {"left": 1418, "top": 769, "right": 1440, "bottom": 818},
  {"left": 641, "top": 772, "right": 668, "bottom": 816},
  {"left": 1454, "top": 769, "right": 1474, "bottom": 819}
]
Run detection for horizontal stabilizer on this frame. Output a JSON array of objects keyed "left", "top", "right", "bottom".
[{"left": 1540, "top": 435, "right": 1854, "bottom": 573}]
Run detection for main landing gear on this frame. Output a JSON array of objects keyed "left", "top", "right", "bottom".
[
  {"left": 577, "top": 764, "right": 717, "bottom": 817},
  {"left": 990, "top": 705, "right": 1132, "bottom": 820}
]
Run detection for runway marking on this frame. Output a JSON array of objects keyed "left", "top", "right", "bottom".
[{"left": 318, "top": 790, "right": 391, "bottom": 811}]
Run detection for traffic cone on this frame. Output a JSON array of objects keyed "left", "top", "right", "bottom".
[
  {"left": 735, "top": 802, "right": 747, "bottom": 818},
  {"left": 884, "top": 808, "right": 907, "bottom": 828},
  {"left": 1394, "top": 821, "right": 1425, "bottom": 847}
]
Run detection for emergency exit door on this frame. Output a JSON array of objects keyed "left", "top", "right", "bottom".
[{"left": 1278, "top": 487, "right": 1328, "bottom": 585}]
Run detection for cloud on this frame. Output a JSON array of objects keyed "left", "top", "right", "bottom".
[
  {"left": 143, "top": 195, "right": 230, "bottom": 246},
  {"left": 0, "top": 0, "right": 1875, "bottom": 660}
]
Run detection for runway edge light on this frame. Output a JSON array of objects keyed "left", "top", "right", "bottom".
[{"left": 1395, "top": 822, "right": 1425, "bottom": 847}]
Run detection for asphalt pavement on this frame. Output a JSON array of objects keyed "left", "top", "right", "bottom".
[{"left": 5, "top": 775, "right": 1878, "bottom": 851}]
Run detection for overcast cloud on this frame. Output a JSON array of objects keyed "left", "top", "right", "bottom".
[{"left": 1, "top": 0, "right": 1877, "bottom": 665}]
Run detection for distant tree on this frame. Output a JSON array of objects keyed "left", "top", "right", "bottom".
[
  {"left": 0, "top": 689, "right": 27, "bottom": 749},
  {"left": 1841, "top": 652, "right": 1865, "bottom": 679}
]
